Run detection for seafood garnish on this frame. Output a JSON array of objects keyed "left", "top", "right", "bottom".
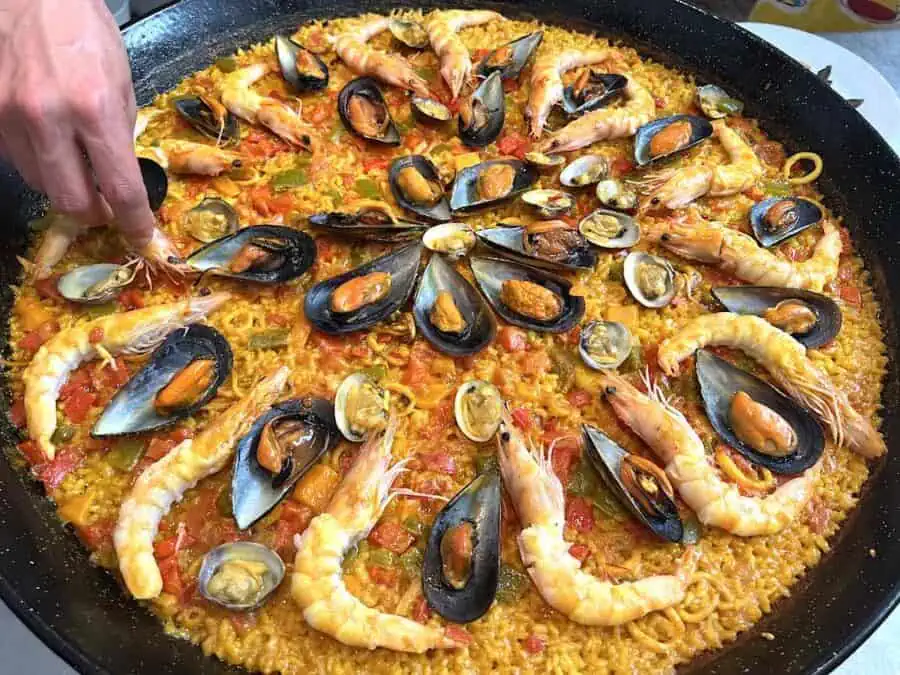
[
  {"left": 425, "top": 9, "right": 505, "bottom": 100},
  {"left": 198, "top": 542, "right": 285, "bottom": 610}
]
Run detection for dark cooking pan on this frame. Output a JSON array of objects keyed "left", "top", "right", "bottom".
[{"left": 0, "top": 0, "right": 897, "bottom": 673}]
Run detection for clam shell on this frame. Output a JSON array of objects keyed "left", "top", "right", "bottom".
[
  {"left": 198, "top": 542, "right": 285, "bottom": 611},
  {"left": 579, "top": 320, "right": 633, "bottom": 370},
  {"left": 334, "top": 372, "right": 389, "bottom": 442},
  {"left": 57, "top": 263, "right": 137, "bottom": 305},
  {"left": 559, "top": 155, "right": 609, "bottom": 187},
  {"left": 624, "top": 251, "right": 675, "bottom": 308},
  {"left": 422, "top": 223, "right": 476, "bottom": 258},
  {"left": 520, "top": 189, "right": 575, "bottom": 218},
  {"left": 454, "top": 380, "right": 502, "bottom": 442},
  {"left": 578, "top": 209, "right": 640, "bottom": 248},
  {"left": 183, "top": 198, "right": 239, "bottom": 243}
]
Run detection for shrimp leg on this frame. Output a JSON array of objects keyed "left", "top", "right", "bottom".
[{"left": 425, "top": 10, "right": 505, "bottom": 100}]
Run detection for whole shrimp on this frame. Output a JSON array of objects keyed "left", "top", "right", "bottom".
[
  {"left": 144, "top": 140, "right": 243, "bottom": 177},
  {"left": 657, "top": 313, "right": 886, "bottom": 458},
  {"left": 291, "top": 418, "right": 465, "bottom": 652},
  {"left": 496, "top": 408, "right": 698, "bottom": 625},
  {"left": 525, "top": 49, "right": 610, "bottom": 138},
  {"left": 638, "top": 120, "right": 764, "bottom": 210},
  {"left": 115, "top": 367, "right": 289, "bottom": 599},
  {"left": 600, "top": 372, "right": 821, "bottom": 537},
  {"left": 425, "top": 10, "right": 505, "bottom": 100},
  {"left": 332, "top": 16, "right": 431, "bottom": 97},
  {"left": 535, "top": 77, "right": 656, "bottom": 154},
  {"left": 22, "top": 293, "right": 229, "bottom": 460}
]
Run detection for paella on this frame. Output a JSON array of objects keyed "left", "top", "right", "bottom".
[{"left": 4, "top": 8, "right": 886, "bottom": 675}]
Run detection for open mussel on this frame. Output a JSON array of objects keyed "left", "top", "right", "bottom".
[
  {"left": 389, "top": 156, "right": 451, "bottom": 223},
  {"left": 186, "top": 225, "right": 316, "bottom": 283},
  {"left": 470, "top": 256, "right": 584, "bottom": 332},
  {"left": 579, "top": 320, "right": 633, "bottom": 370},
  {"left": 624, "top": 251, "right": 675, "bottom": 308},
  {"left": 173, "top": 95, "right": 240, "bottom": 145},
  {"left": 455, "top": 380, "right": 502, "bottom": 442},
  {"left": 459, "top": 72, "right": 505, "bottom": 148},
  {"left": 198, "top": 542, "right": 285, "bottom": 610},
  {"left": 231, "top": 397, "right": 339, "bottom": 528},
  {"left": 562, "top": 72, "right": 627, "bottom": 116},
  {"left": 423, "top": 465, "right": 501, "bottom": 623},
  {"left": 422, "top": 223, "right": 476, "bottom": 259},
  {"left": 477, "top": 222, "right": 596, "bottom": 270},
  {"left": 450, "top": 159, "right": 537, "bottom": 212},
  {"left": 57, "top": 263, "right": 137, "bottom": 304},
  {"left": 93, "top": 325, "right": 232, "bottom": 437},
  {"left": 596, "top": 178, "right": 638, "bottom": 212},
  {"left": 389, "top": 18, "right": 429, "bottom": 49},
  {"left": 583, "top": 425, "right": 683, "bottom": 542},
  {"left": 696, "top": 349, "right": 825, "bottom": 474},
  {"left": 521, "top": 189, "right": 575, "bottom": 218},
  {"left": 334, "top": 372, "right": 390, "bottom": 442},
  {"left": 139, "top": 157, "right": 168, "bottom": 211},
  {"left": 275, "top": 35, "right": 328, "bottom": 92},
  {"left": 183, "top": 197, "right": 239, "bottom": 243},
  {"left": 750, "top": 197, "right": 823, "bottom": 248},
  {"left": 308, "top": 201, "right": 427, "bottom": 242},
  {"left": 578, "top": 209, "right": 640, "bottom": 248},
  {"left": 338, "top": 77, "right": 400, "bottom": 145},
  {"left": 413, "top": 254, "right": 496, "bottom": 356},
  {"left": 696, "top": 84, "right": 743, "bottom": 120},
  {"left": 411, "top": 96, "right": 453, "bottom": 124},
  {"left": 712, "top": 286, "right": 841, "bottom": 349},
  {"left": 477, "top": 31, "right": 543, "bottom": 81},
  {"left": 560, "top": 155, "right": 609, "bottom": 187},
  {"left": 634, "top": 115, "right": 713, "bottom": 166},
  {"left": 304, "top": 242, "right": 423, "bottom": 334}
]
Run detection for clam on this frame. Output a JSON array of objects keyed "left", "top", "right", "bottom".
[
  {"left": 470, "top": 256, "right": 585, "bottom": 333},
  {"left": 338, "top": 77, "right": 400, "bottom": 145},
  {"left": 275, "top": 35, "right": 328, "bottom": 92},
  {"left": 173, "top": 95, "right": 240, "bottom": 145},
  {"left": 579, "top": 320, "right": 633, "bottom": 370},
  {"left": 305, "top": 242, "right": 423, "bottom": 334},
  {"left": 578, "top": 209, "right": 640, "bottom": 248},
  {"left": 711, "top": 286, "right": 841, "bottom": 349},
  {"left": 423, "top": 466, "right": 501, "bottom": 623},
  {"left": 559, "top": 154, "right": 610, "bottom": 187},
  {"left": 582, "top": 425, "right": 683, "bottom": 542},
  {"left": 186, "top": 225, "right": 316, "bottom": 283},
  {"left": 524, "top": 151, "right": 565, "bottom": 169},
  {"left": 623, "top": 251, "right": 675, "bottom": 308},
  {"left": 477, "top": 222, "right": 596, "bottom": 270},
  {"left": 231, "top": 397, "right": 339, "bottom": 528},
  {"left": 696, "top": 84, "right": 743, "bottom": 120},
  {"left": 696, "top": 349, "right": 825, "bottom": 474},
  {"left": 422, "top": 223, "right": 476, "bottom": 259},
  {"left": 596, "top": 178, "right": 638, "bottom": 211},
  {"left": 411, "top": 96, "right": 453, "bottom": 124},
  {"left": 389, "top": 156, "right": 451, "bottom": 223},
  {"left": 198, "top": 542, "right": 285, "bottom": 610},
  {"left": 750, "top": 197, "right": 823, "bottom": 248},
  {"left": 450, "top": 159, "right": 538, "bottom": 212},
  {"left": 93, "top": 325, "right": 232, "bottom": 437},
  {"left": 308, "top": 201, "right": 426, "bottom": 242},
  {"left": 520, "top": 189, "right": 575, "bottom": 218},
  {"left": 634, "top": 115, "right": 713, "bottom": 166},
  {"left": 413, "top": 255, "right": 496, "bottom": 356},
  {"left": 477, "top": 31, "right": 543, "bottom": 81},
  {"left": 334, "top": 372, "right": 390, "bottom": 442},
  {"left": 562, "top": 72, "right": 627, "bottom": 116},
  {"left": 57, "top": 263, "right": 137, "bottom": 304},
  {"left": 454, "top": 380, "right": 502, "bottom": 442},
  {"left": 139, "top": 157, "right": 169, "bottom": 212},
  {"left": 389, "top": 19, "right": 429, "bottom": 49},
  {"left": 183, "top": 198, "right": 239, "bottom": 243},
  {"left": 458, "top": 71, "right": 505, "bottom": 148}
]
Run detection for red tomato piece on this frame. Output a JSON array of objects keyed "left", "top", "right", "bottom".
[
  {"left": 511, "top": 407, "right": 532, "bottom": 431},
  {"left": 157, "top": 555, "right": 183, "bottom": 598},
  {"left": 36, "top": 446, "right": 85, "bottom": 492},
  {"left": 369, "top": 521, "right": 415, "bottom": 554},
  {"left": 17, "top": 440, "right": 45, "bottom": 465},
  {"left": 18, "top": 320, "right": 60, "bottom": 352},
  {"left": 280, "top": 500, "right": 313, "bottom": 527},
  {"left": 524, "top": 634, "right": 546, "bottom": 654},
  {"left": 88, "top": 327, "right": 104, "bottom": 344},
  {"left": 610, "top": 157, "right": 635, "bottom": 178},
  {"left": 565, "top": 496, "right": 595, "bottom": 533},
  {"left": 566, "top": 389, "right": 592, "bottom": 408},
  {"left": 368, "top": 565, "right": 400, "bottom": 586},
  {"left": 9, "top": 399, "right": 26, "bottom": 429},
  {"left": 61, "top": 388, "right": 97, "bottom": 424},
  {"left": 267, "top": 313, "right": 290, "bottom": 327},
  {"left": 413, "top": 596, "right": 432, "bottom": 623},
  {"left": 498, "top": 326, "right": 527, "bottom": 352},
  {"left": 34, "top": 276, "right": 62, "bottom": 300},
  {"left": 118, "top": 289, "right": 144, "bottom": 310},
  {"left": 362, "top": 155, "right": 391, "bottom": 172},
  {"left": 76, "top": 519, "right": 115, "bottom": 550},
  {"left": 840, "top": 286, "right": 862, "bottom": 306},
  {"left": 568, "top": 543, "right": 590, "bottom": 562},
  {"left": 497, "top": 132, "right": 530, "bottom": 159},
  {"left": 94, "top": 358, "right": 130, "bottom": 390},
  {"left": 419, "top": 451, "right": 458, "bottom": 476},
  {"left": 445, "top": 625, "right": 473, "bottom": 646}
]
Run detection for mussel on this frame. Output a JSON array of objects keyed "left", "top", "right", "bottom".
[
  {"left": 520, "top": 189, "right": 575, "bottom": 218},
  {"left": 308, "top": 201, "right": 427, "bottom": 242},
  {"left": 579, "top": 320, "right": 633, "bottom": 370},
  {"left": 186, "top": 225, "right": 316, "bottom": 283},
  {"left": 173, "top": 95, "right": 240, "bottom": 145},
  {"left": 634, "top": 115, "right": 713, "bottom": 166},
  {"left": 596, "top": 178, "right": 638, "bottom": 211},
  {"left": 450, "top": 159, "right": 538, "bottom": 212},
  {"left": 458, "top": 71, "right": 505, "bottom": 148},
  {"left": 305, "top": 242, "right": 423, "bottom": 334},
  {"left": 411, "top": 96, "right": 453, "bottom": 124},
  {"left": 93, "top": 325, "right": 232, "bottom": 437},
  {"left": 562, "top": 72, "right": 627, "bottom": 116},
  {"left": 57, "top": 263, "right": 137, "bottom": 304},
  {"left": 711, "top": 286, "right": 841, "bottom": 349},
  {"left": 750, "top": 197, "right": 823, "bottom": 248},
  {"left": 275, "top": 35, "right": 329, "bottom": 92},
  {"left": 389, "top": 19, "right": 429, "bottom": 49},
  {"left": 477, "top": 31, "right": 543, "bottom": 81},
  {"left": 422, "top": 223, "right": 476, "bottom": 259},
  {"left": 455, "top": 380, "right": 502, "bottom": 442},
  {"left": 413, "top": 255, "right": 496, "bottom": 356},
  {"left": 696, "top": 84, "right": 744, "bottom": 120},
  {"left": 338, "top": 77, "right": 401, "bottom": 145},
  {"left": 139, "top": 157, "right": 169, "bottom": 212},
  {"left": 559, "top": 154, "right": 610, "bottom": 187},
  {"left": 423, "top": 466, "right": 501, "bottom": 623},
  {"left": 477, "top": 222, "right": 596, "bottom": 270},
  {"left": 582, "top": 425, "right": 683, "bottom": 542},
  {"left": 231, "top": 397, "right": 339, "bottom": 528},
  {"left": 334, "top": 372, "right": 390, "bottom": 442},
  {"left": 524, "top": 151, "right": 565, "bottom": 169},
  {"left": 389, "top": 156, "right": 451, "bottom": 222},
  {"left": 470, "top": 256, "right": 584, "bottom": 332},
  {"left": 578, "top": 209, "right": 640, "bottom": 248},
  {"left": 183, "top": 197, "right": 239, "bottom": 243},
  {"left": 198, "top": 542, "right": 285, "bottom": 610},
  {"left": 624, "top": 251, "right": 675, "bottom": 308},
  {"left": 696, "top": 349, "right": 825, "bottom": 474}
]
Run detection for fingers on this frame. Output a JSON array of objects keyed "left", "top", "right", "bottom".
[{"left": 0, "top": 123, "right": 45, "bottom": 192}]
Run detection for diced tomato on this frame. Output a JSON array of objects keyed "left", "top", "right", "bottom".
[
  {"left": 839, "top": 226, "right": 852, "bottom": 254},
  {"left": 564, "top": 325, "right": 581, "bottom": 346},
  {"left": 146, "top": 437, "right": 180, "bottom": 460},
  {"left": 88, "top": 327, "right": 104, "bottom": 344},
  {"left": 565, "top": 496, "right": 595, "bottom": 533},
  {"left": 306, "top": 103, "right": 329, "bottom": 125},
  {"left": 502, "top": 78, "right": 519, "bottom": 93},
  {"left": 158, "top": 554, "right": 183, "bottom": 598},
  {"left": 76, "top": 519, "right": 114, "bottom": 550},
  {"left": 349, "top": 342, "right": 370, "bottom": 358},
  {"left": 654, "top": 96, "right": 665, "bottom": 109},
  {"left": 154, "top": 523, "right": 197, "bottom": 559},
  {"left": 419, "top": 451, "right": 458, "bottom": 476},
  {"left": 445, "top": 625, "right": 473, "bottom": 646},
  {"left": 547, "top": 435, "right": 580, "bottom": 486},
  {"left": 403, "top": 129, "right": 425, "bottom": 151},
  {"left": 403, "top": 342, "right": 436, "bottom": 386},
  {"left": 267, "top": 313, "right": 290, "bottom": 327},
  {"left": 498, "top": 326, "right": 527, "bottom": 352},
  {"left": 118, "top": 289, "right": 144, "bottom": 310},
  {"left": 840, "top": 285, "right": 862, "bottom": 306},
  {"left": 17, "top": 439, "right": 45, "bottom": 466},
  {"left": 368, "top": 565, "right": 399, "bottom": 586},
  {"left": 93, "top": 358, "right": 130, "bottom": 390},
  {"left": 806, "top": 499, "right": 830, "bottom": 535},
  {"left": 36, "top": 446, "right": 85, "bottom": 492},
  {"left": 568, "top": 543, "right": 590, "bottom": 562},
  {"left": 9, "top": 399, "right": 26, "bottom": 429},
  {"left": 369, "top": 521, "right": 415, "bottom": 554},
  {"left": 642, "top": 343, "right": 660, "bottom": 382},
  {"left": 34, "top": 276, "right": 62, "bottom": 300},
  {"left": 422, "top": 397, "right": 455, "bottom": 441},
  {"left": 61, "top": 388, "right": 97, "bottom": 424},
  {"left": 18, "top": 320, "right": 60, "bottom": 352},
  {"left": 511, "top": 407, "right": 533, "bottom": 431},
  {"left": 273, "top": 519, "right": 302, "bottom": 557},
  {"left": 413, "top": 596, "right": 432, "bottom": 623},
  {"left": 520, "top": 350, "right": 551, "bottom": 376},
  {"left": 610, "top": 157, "right": 635, "bottom": 178},
  {"left": 280, "top": 500, "right": 313, "bottom": 527},
  {"left": 472, "top": 48, "right": 490, "bottom": 61},
  {"left": 497, "top": 132, "right": 530, "bottom": 159},
  {"left": 362, "top": 155, "right": 391, "bottom": 172},
  {"left": 524, "top": 634, "right": 546, "bottom": 654},
  {"left": 566, "top": 389, "right": 592, "bottom": 408}
]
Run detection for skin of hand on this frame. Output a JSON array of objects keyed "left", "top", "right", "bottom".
[{"left": 0, "top": 0, "right": 155, "bottom": 248}]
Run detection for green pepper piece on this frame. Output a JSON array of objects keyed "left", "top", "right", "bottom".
[
  {"left": 354, "top": 177, "right": 381, "bottom": 200},
  {"left": 415, "top": 66, "right": 436, "bottom": 81},
  {"left": 549, "top": 346, "right": 578, "bottom": 391},
  {"left": 106, "top": 438, "right": 146, "bottom": 472},
  {"left": 475, "top": 454, "right": 499, "bottom": 475},
  {"left": 591, "top": 483, "right": 626, "bottom": 519},
  {"left": 430, "top": 144, "right": 452, "bottom": 154},
  {"left": 361, "top": 364, "right": 388, "bottom": 382},
  {"left": 216, "top": 56, "right": 237, "bottom": 73},
  {"left": 567, "top": 459, "right": 598, "bottom": 497},
  {"left": 272, "top": 168, "right": 308, "bottom": 192},
  {"left": 399, "top": 548, "right": 423, "bottom": 577},
  {"left": 248, "top": 328, "right": 291, "bottom": 350},
  {"left": 763, "top": 179, "right": 792, "bottom": 198},
  {"left": 325, "top": 187, "right": 344, "bottom": 206},
  {"left": 402, "top": 515, "right": 426, "bottom": 536},
  {"left": 369, "top": 548, "right": 398, "bottom": 567},
  {"left": 496, "top": 564, "right": 529, "bottom": 603},
  {"left": 51, "top": 424, "right": 75, "bottom": 445},
  {"left": 217, "top": 486, "right": 233, "bottom": 517}
]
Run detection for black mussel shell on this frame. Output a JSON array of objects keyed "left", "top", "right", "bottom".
[
  {"left": 308, "top": 209, "right": 427, "bottom": 242},
  {"left": 712, "top": 286, "right": 841, "bottom": 349},
  {"left": 139, "top": 157, "right": 168, "bottom": 211},
  {"left": 696, "top": 350, "right": 825, "bottom": 475},
  {"left": 338, "top": 77, "right": 400, "bottom": 145},
  {"left": 750, "top": 197, "right": 823, "bottom": 248},
  {"left": 92, "top": 325, "right": 232, "bottom": 437},
  {"left": 582, "top": 425, "right": 683, "bottom": 542},
  {"left": 275, "top": 35, "right": 329, "bottom": 92},
  {"left": 476, "top": 225, "right": 596, "bottom": 271},
  {"left": 232, "top": 397, "right": 340, "bottom": 529},
  {"left": 411, "top": 96, "right": 453, "bottom": 124},
  {"left": 450, "top": 159, "right": 538, "bottom": 212},
  {"left": 634, "top": 115, "right": 713, "bottom": 166},
  {"left": 173, "top": 95, "right": 240, "bottom": 145},
  {"left": 389, "top": 155, "right": 451, "bottom": 223},
  {"left": 423, "top": 466, "right": 501, "bottom": 623},
  {"left": 186, "top": 225, "right": 316, "bottom": 283},
  {"left": 562, "top": 73, "right": 627, "bottom": 116},
  {"left": 458, "top": 71, "right": 505, "bottom": 148},
  {"left": 469, "top": 256, "right": 584, "bottom": 333},
  {"left": 477, "top": 31, "right": 543, "bottom": 81},
  {"left": 304, "top": 242, "right": 423, "bottom": 334},
  {"left": 413, "top": 254, "right": 496, "bottom": 356}
]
